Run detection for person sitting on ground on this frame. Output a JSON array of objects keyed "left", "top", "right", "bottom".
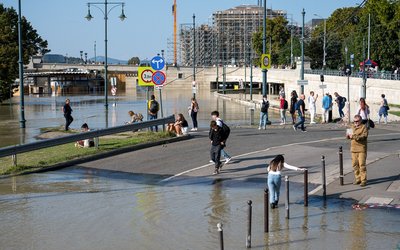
[
  {"left": 75, "top": 123, "right": 95, "bottom": 148},
  {"left": 167, "top": 113, "right": 189, "bottom": 136},
  {"left": 126, "top": 111, "right": 143, "bottom": 124}
]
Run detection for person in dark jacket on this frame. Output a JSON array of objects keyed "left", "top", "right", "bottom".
[
  {"left": 209, "top": 120, "right": 225, "bottom": 175},
  {"left": 62, "top": 99, "right": 73, "bottom": 131},
  {"left": 289, "top": 90, "right": 298, "bottom": 124}
]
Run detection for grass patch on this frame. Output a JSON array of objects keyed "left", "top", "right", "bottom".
[
  {"left": 389, "top": 104, "right": 400, "bottom": 109},
  {"left": 39, "top": 126, "right": 77, "bottom": 134},
  {"left": 389, "top": 111, "right": 400, "bottom": 117},
  {"left": 0, "top": 131, "right": 173, "bottom": 175}
]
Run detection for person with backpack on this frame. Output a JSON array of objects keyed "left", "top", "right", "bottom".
[
  {"left": 308, "top": 91, "right": 318, "bottom": 124},
  {"left": 259, "top": 95, "right": 269, "bottom": 130},
  {"left": 209, "top": 120, "right": 225, "bottom": 175},
  {"left": 148, "top": 94, "right": 160, "bottom": 132},
  {"left": 334, "top": 92, "right": 346, "bottom": 118},
  {"left": 322, "top": 93, "right": 332, "bottom": 123},
  {"left": 289, "top": 90, "right": 298, "bottom": 124},
  {"left": 211, "top": 111, "right": 231, "bottom": 164},
  {"left": 293, "top": 94, "right": 307, "bottom": 132},
  {"left": 279, "top": 96, "right": 288, "bottom": 125}
]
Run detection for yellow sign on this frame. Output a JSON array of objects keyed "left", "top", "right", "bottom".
[
  {"left": 261, "top": 54, "right": 271, "bottom": 69},
  {"left": 138, "top": 67, "right": 155, "bottom": 87}
]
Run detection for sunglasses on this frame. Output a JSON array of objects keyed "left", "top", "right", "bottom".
[{"left": 354, "top": 120, "right": 361, "bottom": 123}]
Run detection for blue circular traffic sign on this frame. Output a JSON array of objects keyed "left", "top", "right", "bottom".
[
  {"left": 150, "top": 56, "right": 165, "bottom": 71},
  {"left": 152, "top": 71, "right": 166, "bottom": 85}
]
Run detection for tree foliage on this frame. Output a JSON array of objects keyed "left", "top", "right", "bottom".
[
  {"left": 0, "top": 4, "right": 49, "bottom": 102},
  {"left": 128, "top": 56, "right": 140, "bottom": 65}
]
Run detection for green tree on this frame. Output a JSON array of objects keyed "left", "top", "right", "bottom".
[
  {"left": 0, "top": 4, "right": 49, "bottom": 102},
  {"left": 128, "top": 56, "right": 140, "bottom": 65}
]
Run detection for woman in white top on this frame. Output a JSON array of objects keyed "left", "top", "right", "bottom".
[
  {"left": 356, "top": 98, "right": 370, "bottom": 124},
  {"left": 308, "top": 91, "right": 318, "bottom": 124},
  {"left": 267, "top": 155, "right": 305, "bottom": 209}
]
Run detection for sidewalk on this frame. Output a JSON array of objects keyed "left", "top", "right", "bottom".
[{"left": 320, "top": 153, "right": 400, "bottom": 207}]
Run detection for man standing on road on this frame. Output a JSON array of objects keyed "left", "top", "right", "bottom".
[
  {"left": 62, "top": 98, "right": 73, "bottom": 131},
  {"left": 211, "top": 111, "right": 232, "bottom": 164},
  {"left": 148, "top": 94, "right": 159, "bottom": 132},
  {"left": 347, "top": 114, "right": 369, "bottom": 187},
  {"left": 293, "top": 94, "right": 306, "bottom": 132},
  {"left": 259, "top": 95, "right": 269, "bottom": 130},
  {"left": 209, "top": 120, "right": 224, "bottom": 175},
  {"left": 322, "top": 93, "right": 332, "bottom": 123}
]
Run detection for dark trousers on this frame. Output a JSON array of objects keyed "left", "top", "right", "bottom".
[
  {"left": 210, "top": 145, "right": 222, "bottom": 169},
  {"left": 328, "top": 110, "right": 333, "bottom": 122},
  {"left": 149, "top": 114, "right": 158, "bottom": 132},
  {"left": 191, "top": 111, "right": 198, "bottom": 128},
  {"left": 338, "top": 103, "right": 345, "bottom": 118},
  {"left": 294, "top": 115, "right": 305, "bottom": 131},
  {"left": 64, "top": 114, "right": 73, "bottom": 130}
]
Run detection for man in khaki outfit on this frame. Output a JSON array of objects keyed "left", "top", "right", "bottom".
[{"left": 347, "top": 114, "right": 369, "bottom": 186}]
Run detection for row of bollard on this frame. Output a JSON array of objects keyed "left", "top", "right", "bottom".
[{"left": 218, "top": 146, "right": 345, "bottom": 249}]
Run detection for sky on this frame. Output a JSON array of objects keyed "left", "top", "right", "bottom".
[{"left": 2, "top": 0, "right": 360, "bottom": 61}]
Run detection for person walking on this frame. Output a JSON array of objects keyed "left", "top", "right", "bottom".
[
  {"left": 308, "top": 91, "right": 318, "bottom": 124},
  {"left": 211, "top": 111, "right": 232, "bottom": 164},
  {"left": 148, "top": 94, "right": 160, "bottom": 132},
  {"left": 347, "top": 114, "right": 369, "bottom": 187},
  {"left": 328, "top": 94, "right": 333, "bottom": 122},
  {"left": 62, "top": 98, "right": 73, "bottom": 131},
  {"left": 334, "top": 92, "right": 346, "bottom": 118},
  {"left": 209, "top": 120, "right": 224, "bottom": 175},
  {"left": 289, "top": 90, "right": 298, "bottom": 124},
  {"left": 189, "top": 97, "right": 199, "bottom": 131},
  {"left": 279, "top": 96, "right": 288, "bottom": 125},
  {"left": 293, "top": 94, "right": 306, "bottom": 132},
  {"left": 356, "top": 98, "right": 370, "bottom": 125},
  {"left": 259, "top": 95, "right": 269, "bottom": 130},
  {"left": 267, "top": 155, "right": 305, "bottom": 208},
  {"left": 322, "top": 93, "right": 332, "bottom": 123},
  {"left": 378, "top": 94, "right": 389, "bottom": 124}
]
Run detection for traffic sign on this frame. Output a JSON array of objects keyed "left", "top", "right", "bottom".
[
  {"left": 319, "top": 84, "right": 327, "bottom": 89},
  {"left": 261, "top": 54, "right": 271, "bottom": 69},
  {"left": 150, "top": 56, "right": 165, "bottom": 71},
  {"left": 297, "top": 79, "right": 309, "bottom": 85},
  {"left": 152, "top": 71, "right": 166, "bottom": 85},
  {"left": 138, "top": 67, "right": 155, "bottom": 87}
]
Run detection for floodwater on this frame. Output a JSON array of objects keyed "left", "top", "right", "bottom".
[
  {"left": 0, "top": 168, "right": 399, "bottom": 250},
  {"left": 0, "top": 88, "right": 277, "bottom": 148}
]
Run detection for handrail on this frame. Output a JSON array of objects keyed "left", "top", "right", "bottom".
[{"left": 0, "top": 115, "right": 175, "bottom": 158}]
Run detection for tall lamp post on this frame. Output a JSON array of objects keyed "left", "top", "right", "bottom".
[
  {"left": 262, "top": 0, "right": 267, "bottom": 96},
  {"left": 17, "top": 0, "right": 26, "bottom": 128},
  {"left": 300, "top": 9, "right": 305, "bottom": 94},
  {"left": 85, "top": 0, "right": 126, "bottom": 108},
  {"left": 192, "top": 13, "right": 196, "bottom": 99},
  {"left": 314, "top": 14, "right": 326, "bottom": 69}
]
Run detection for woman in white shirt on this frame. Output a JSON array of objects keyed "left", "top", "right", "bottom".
[
  {"left": 267, "top": 155, "right": 305, "bottom": 209},
  {"left": 308, "top": 91, "right": 318, "bottom": 124},
  {"left": 356, "top": 98, "right": 370, "bottom": 124}
]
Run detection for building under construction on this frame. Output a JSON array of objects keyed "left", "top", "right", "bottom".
[{"left": 170, "top": 4, "right": 287, "bottom": 67}]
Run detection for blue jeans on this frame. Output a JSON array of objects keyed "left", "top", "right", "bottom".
[
  {"left": 259, "top": 112, "right": 268, "bottom": 128},
  {"left": 294, "top": 113, "right": 305, "bottom": 131},
  {"left": 221, "top": 148, "right": 230, "bottom": 159},
  {"left": 338, "top": 103, "right": 345, "bottom": 118},
  {"left": 149, "top": 114, "right": 158, "bottom": 132},
  {"left": 267, "top": 174, "right": 281, "bottom": 204}
]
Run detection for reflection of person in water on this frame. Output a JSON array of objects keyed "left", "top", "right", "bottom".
[
  {"left": 349, "top": 211, "right": 366, "bottom": 250},
  {"left": 207, "top": 179, "right": 229, "bottom": 232}
]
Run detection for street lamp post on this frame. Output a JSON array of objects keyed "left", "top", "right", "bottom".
[
  {"left": 300, "top": 8, "right": 305, "bottom": 94},
  {"left": 262, "top": 0, "right": 267, "bottom": 96},
  {"left": 85, "top": 0, "right": 126, "bottom": 108},
  {"left": 314, "top": 14, "right": 327, "bottom": 69},
  {"left": 17, "top": 0, "right": 26, "bottom": 128},
  {"left": 193, "top": 13, "right": 196, "bottom": 99}
]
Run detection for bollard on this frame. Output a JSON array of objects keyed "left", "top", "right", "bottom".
[
  {"left": 246, "top": 200, "right": 252, "bottom": 248},
  {"left": 304, "top": 169, "right": 308, "bottom": 207},
  {"left": 339, "top": 146, "right": 344, "bottom": 186},
  {"left": 285, "top": 176, "right": 290, "bottom": 219},
  {"left": 12, "top": 154, "right": 17, "bottom": 167},
  {"left": 321, "top": 155, "right": 327, "bottom": 200},
  {"left": 250, "top": 108, "right": 255, "bottom": 126},
  {"left": 264, "top": 188, "right": 269, "bottom": 233},
  {"left": 94, "top": 137, "right": 99, "bottom": 149},
  {"left": 217, "top": 223, "right": 224, "bottom": 250}
]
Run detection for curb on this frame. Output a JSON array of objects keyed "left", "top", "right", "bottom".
[{"left": 0, "top": 135, "right": 193, "bottom": 178}]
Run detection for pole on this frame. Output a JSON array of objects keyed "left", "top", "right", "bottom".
[
  {"left": 250, "top": 63, "right": 253, "bottom": 101},
  {"left": 321, "top": 155, "right": 326, "bottom": 200},
  {"left": 246, "top": 200, "right": 252, "bottom": 248},
  {"left": 323, "top": 19, "right": 326, "bottom": 69},
  {"left": 217, "top": 223, "right": 224, "bottom": 250},
  {"left": 300, "top": 8, "right": 305, "bottom": 95},
  {"left": 339, "top": 146, "right": 344, "bottom": 186},
  {"left": 223, "top": 65, "right": 226, "bottom": 95},
  {"left": 290, "top": 23, "right": 293, "bottom": 68},
  {"left": 285, "top": 176, "right": 290, "bottom": 219},
  {"left": 94, "top": 41, "right": 97, "bottom": 63},
  {"left": 104, "top": 0, "right": 109, "bottom": 108},
  {"left": 193, "top": 13, "right": 196, "bottom": 99},
  {"left": 17, "top": 0, "right": 26, "bottom": 128},
  {"left": 362, "top": 37, "right": 366, "bottom": 99},
  {"left": 304, "top": 169, "right": 308, "bottom": 207},
  {"left": 367, "top": 14, "right": 371, "bottom": 60},
  {"left": 262, "top": 0, "right": 267, "bottom": 96},
  {"left": 347, "top": 75, "right": 350, "bottom": 124},
  {"left": 264, "top": 188, "right": 269, "bottom": 233}
]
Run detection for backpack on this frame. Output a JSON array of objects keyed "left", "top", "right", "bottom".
[
  {"left": 261, "top": 100, "right": 269, "bottom": 112},
  {"left": 283, "top": 100, "right": 288, "bottom": 110},
  {"left": 342, "top": 97, "right": 347, "bottom": 104},
  {"left": 220, "top": 121, "right": 230, "bottom": 140},
  {"left": 149, "top": 100, "right": 159, "bottom": 113}
]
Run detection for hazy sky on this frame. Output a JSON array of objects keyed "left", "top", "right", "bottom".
[{"left": 3, "top": 0, "right": 360, "bottom": 60}]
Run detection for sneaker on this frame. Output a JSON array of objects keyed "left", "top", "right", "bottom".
[
  {"left": 258, "top": 127, "right": 261, "bottom": 130},
  {"left": 280, "top": 122, "right": 284, "bottom": 125},
  {"left": 360, "top": 182, "right": 367, "bottom": 187},
  {"left": 190, "top": 128, "right": 196, "bottom": 131},
  {"left": 310, "top": 122, "right": 316, "bottom": 124},
  {"left": 224, "top": 157, "right": 232, "bottom": 164},
  {"left": 209, "top": 160, "right": 215, "bottom": 163},
  {"left": 292, "top": 125, "right": 297, "bottom": 131},
  {"left": 353, "top": 180, "right": 361, "bottom": 185},
  {"left": 213, "top": 169, "right": 220, "bottom": 175},
  {"left": 301, "top": 130, "right": 307, "bottom": 133},
  {"left": 263, "top": 126, "right": 266, "bottom": 130}
]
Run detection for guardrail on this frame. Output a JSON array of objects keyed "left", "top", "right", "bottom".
[
  {"left": 305, "top": 69, "right": 400, "bottom": 80},
  {"left": 0, "top": 115, "right": 175, "bottom": 165}
]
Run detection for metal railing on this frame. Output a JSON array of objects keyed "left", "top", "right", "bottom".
[
  {"left": 0, "top": 115, "right": 175, "bottom": 163},
  {"left": 305, "top": 69, "right": 400, "bottom": 81}
]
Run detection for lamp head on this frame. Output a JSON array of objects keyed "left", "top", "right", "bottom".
[
  {"left": 85, "top": 5, "right": 93, "bottom": 21},
  {"left": 119, "top": 5, "right": 126, "bottom": 21}
]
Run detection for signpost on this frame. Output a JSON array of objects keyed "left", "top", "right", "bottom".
[
  {"left": 152, "top": 71, "right": 166, "bottom": 86},
  {"left": 149, "top": 56, "right": 166, "bottom": 125},
  {"left": 261, "top": 54, "right": 271, "bottom": 70},
  {"left": 297, "top": 79, "right": 309, "bottom": 85},
  {"left": 150, "top": 56, "right": 165, "bottom": 71},
  {"left": 138, "top": 67, "right": 155, "bottom": 87}
]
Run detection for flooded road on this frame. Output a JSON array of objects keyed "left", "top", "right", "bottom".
[
  {"left": 0, "top": 89, "right": 278, "bottom": 148},
  {"left": 0, "top": 168, "right": 399, "bottom": 250}
]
